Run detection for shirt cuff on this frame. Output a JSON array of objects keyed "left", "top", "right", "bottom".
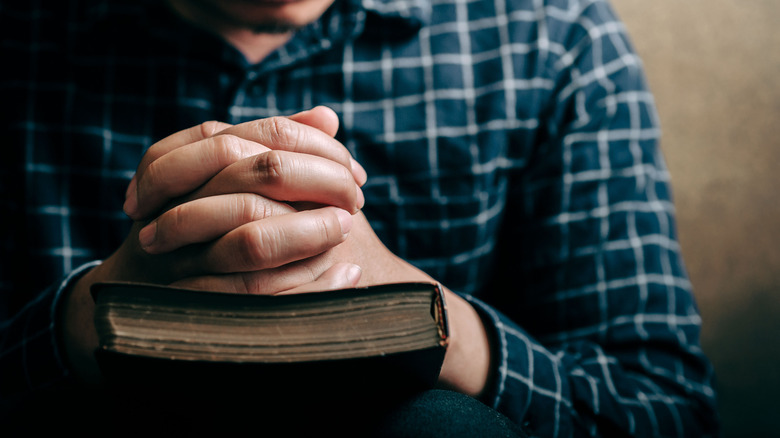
[
  {"left": 50, "top": 260, "right": 103, "bottom": 374},
  {"left": 462, "top": 293, "right": 577, "bottom": 436}
]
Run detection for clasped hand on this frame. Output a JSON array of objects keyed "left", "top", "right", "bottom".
[
  {"left": 111, "top": 106, "right": 432, "bottom": 294},
  {"left": 65, "top": 107, "right": 490, "bottom": 396}
]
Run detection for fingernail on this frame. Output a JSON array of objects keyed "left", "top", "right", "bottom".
[
  {"left": 356, "top": 186, "right": 365, "bottom": 210},
  {"left": 350, "top": 158, "right": 367, "bottom": 186},
  {"left": 123, "top": 178, "right": 138, "bottom": 217},
  {"left": 138, "top": 222, "right": 157, "bottom": 249},
  {"left": 335, "top": 208, "right": 353, "bottom": 235},
  {"left": 346, "top": 264, "right": 362, "bottom": 285},
  {"left": 123, "top": 195, "right": 138, "bottom": 218}
]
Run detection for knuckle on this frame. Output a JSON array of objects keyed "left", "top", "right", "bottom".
[
  {"left": 209, "top": 134, "right": 244, "bottom": 164},
  {"left": 316, "top": 213, "right": 338, "bottom": 245},
  {"left": 253, "top": 150, "right": 286, "bottom": 186},
  {"left": 264, "top": 116, "right": 300, "bottom": 149},
  {"left": 158, "top": 204, "right": 186, "bottom": 239},
  {"left": 308, "top": 210, "right": 348, "bottom": 250},
  {"left": 238, "top": 195, "right": 271, "bottom": 222},
  {"left": 142, "top": 160, "right": 168, "bottom": 197},
  {"left": 237, "top": 225, "right": 281, "bottom": 269},
  {"left": 199, "top": 120, "right": 224, "bottom": 138},
  {"left": 170, "top": 203, "right": 190, "bottom": 231}
]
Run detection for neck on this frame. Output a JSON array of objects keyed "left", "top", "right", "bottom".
[{"left": 222, "top": 31, "right": 293, "bottom": 64}]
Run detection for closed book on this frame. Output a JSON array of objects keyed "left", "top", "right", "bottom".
[{"left": 91, "top": 281, "right": 449, "bottom": 401}]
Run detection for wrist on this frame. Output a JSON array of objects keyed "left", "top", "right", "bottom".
[{"left": 437, "top": 288, "right": 493, "bottom": 398}]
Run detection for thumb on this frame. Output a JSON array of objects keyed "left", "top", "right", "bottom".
[{"left": 288, "top": 105, "right": 340, "bottom": 138}]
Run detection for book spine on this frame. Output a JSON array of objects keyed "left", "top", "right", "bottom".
[{"left": 433, "top": 282, "right": 450, "bottom": 348}]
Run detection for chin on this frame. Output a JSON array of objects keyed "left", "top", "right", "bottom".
[{"left": 213, "top": 0, "right": 336, "bottom": 29}]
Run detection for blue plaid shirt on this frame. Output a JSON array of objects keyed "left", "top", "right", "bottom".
[{"left": 1, "top": 0, "right": 718, "bottom": 435}]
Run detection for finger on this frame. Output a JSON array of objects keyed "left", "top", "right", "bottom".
[
  {"left": 199, "top": 207, "right": 353, "bottom": 273},
  {"left": 288, "top": 106, "right": 340, "bottom": 138},
  {"left": 138, "top": 194, "right": 296, "bottom": 254},
  {"left": 288, "top": 106, "right": 367, "bottom": 186},
  {"left": 276, "top": 263, "right": 362, "bottom": 295},
  {"left": 126, "top": 134, "right": 270, "bottom": 219},
  {"left": 141, "top": 107, "right": 337, "bottom": 173},
  {"left": 351, "top": 156, "right": 368, "bottom": 187},
  {"left": 168, "top": 261, "right": 361, "bottom": 296},
  {"left": 124, "top": 121, "right": 232, "bottom": 217},
  {"left": 167, "top": 260, "right": 322, "bottom": 295},
  {"left": 215, "top": 114, "right": 368, "bottom": 186},
  {"left": 188, "top": 150, "right": 364, "bottom": 214},
  {"left": 131, "top": 107, "right": 337, "bottom": 188},
  {"left": 135, "top": 121, "right": 233, "bottom": 183}
]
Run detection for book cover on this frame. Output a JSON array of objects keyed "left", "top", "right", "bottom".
[{"left": 91, "top": 281, "right": 449, "bottom": 401}]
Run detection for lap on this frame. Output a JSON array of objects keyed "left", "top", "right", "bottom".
[{"left": 8, "top": 387, "right": 528, "bottom": 437}]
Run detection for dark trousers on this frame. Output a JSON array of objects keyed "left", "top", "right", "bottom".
[
  {"left": 9, "top": 387, "right": 529, "bottom": 437},
  {"left": 125, "top": 389, "right": 528, "bottom": 437},
  {"left": 368, "top": 389, "right": 529, "bottom": 438}
]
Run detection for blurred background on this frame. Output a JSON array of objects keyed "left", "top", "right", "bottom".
[{"left": 610, "top": 1, "right": 780, "bottom": 436}]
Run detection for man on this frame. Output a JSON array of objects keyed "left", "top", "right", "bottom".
[{"left": 1, "top": 0, "right": 719, "bottom": 436}]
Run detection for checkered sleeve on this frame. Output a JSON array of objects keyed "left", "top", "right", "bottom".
[
  {"left": 0, "top": 261, "right": 100, "bottom": 409},
  {"left": 464, "top": 1, "right": 718, "bottom": 436}
]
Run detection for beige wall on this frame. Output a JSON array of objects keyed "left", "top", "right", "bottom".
[{"left": 609, "top": 1, "right": 780, "bottom": 436}]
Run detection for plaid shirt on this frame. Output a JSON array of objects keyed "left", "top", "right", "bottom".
[{"left": 1, "top": 0, "right": 718, "bottom": 435}]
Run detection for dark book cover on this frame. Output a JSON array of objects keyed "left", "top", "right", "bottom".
[{"left": 91, "top": 282, "right": 449, "bottom": 403}]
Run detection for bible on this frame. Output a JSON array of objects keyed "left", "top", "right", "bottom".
[{"left": 91, "top": 281, "right": 449, "bottom": 401}]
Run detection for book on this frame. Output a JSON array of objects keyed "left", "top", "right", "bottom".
[{"left": 91, "top": 281, "right": 449, "bottom": 402}]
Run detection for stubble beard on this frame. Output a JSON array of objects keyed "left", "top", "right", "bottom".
[
  {"left": 174, "top": 0, "right": 305, "bottom": 35},
  {"left": 247, "top": 21, "right": 301, "bottom": 35}
]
